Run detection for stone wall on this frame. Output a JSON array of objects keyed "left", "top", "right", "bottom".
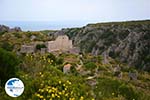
[
  {"left": 20, "top": 35, "right": 74, "bottom": 54},
  {"left": 20, "top": 45, "right": 35, "bottom": 53}
]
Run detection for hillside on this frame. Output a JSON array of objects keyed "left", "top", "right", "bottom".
[
  {"left": 0, "top": 20, "right": 150, "bottom": 100},
  {"left": 63, "top": 20, "right": 150, "bottom": 71}
]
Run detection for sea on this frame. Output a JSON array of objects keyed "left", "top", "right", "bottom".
[{"left": 0, "top": 21, "right": 88, "bottom": 31}]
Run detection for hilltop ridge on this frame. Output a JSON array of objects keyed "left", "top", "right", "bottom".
[{"left": 62, "top": 20, "right": 150, "bottom": 71}]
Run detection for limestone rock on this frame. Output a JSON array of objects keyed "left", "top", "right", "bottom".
[{"left": 63, "top": 20, "right": 150, "bottom": 71}]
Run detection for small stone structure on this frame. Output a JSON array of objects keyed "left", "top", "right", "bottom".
[{"left": 63, "top": 64, "right": 72, "bottom": 74}]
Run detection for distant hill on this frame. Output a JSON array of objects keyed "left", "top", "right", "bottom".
[{"left": 63, "top": 20, "right": 150, "bottom": 71}]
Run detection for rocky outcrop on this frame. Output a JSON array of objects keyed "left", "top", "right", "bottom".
[
  {"left": 63, "top": 20, "right": 150, "bottom": 71},
  {"left": 9, "top": 27, "right": 22, "bottom": 32},
  {"left": 0, "top": 25, "right": 22, "bottom": 34},
  {"left": 0, "top": 25, "right": 10, "bottom": 34}
]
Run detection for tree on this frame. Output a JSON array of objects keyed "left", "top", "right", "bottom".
[{"left": 0, "top": 48, "right": 20, "bottom": 86}]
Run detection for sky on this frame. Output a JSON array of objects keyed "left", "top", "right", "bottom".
[{"left": 0, "top": 0, "right": 150, "bottom": 23}]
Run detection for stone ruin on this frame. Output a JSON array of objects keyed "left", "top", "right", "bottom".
[
  {"left": 20, "top": 41, "right": 44, "bottom": 54},
  {"left": 20, "top": 35, "right": 79, "bottom": 54},
  {"left": 20, "top": 45, "right": 35, "bottom": 53},
  {"left": 63, "top": 64, "right": 72, "bottom": 74}
]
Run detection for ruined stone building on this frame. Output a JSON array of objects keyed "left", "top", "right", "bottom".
[
  {"left": 20, "top": 41, "right": 44, "bottom": 53},
  {"left": 20, "top": 45, "right": 35, "bottom": 53},
  {"left": 20, "top": 35, "right": 77, "bottom": 54},
  {"left": 46, "top": 35, "right": 73, "bottom": 52}
]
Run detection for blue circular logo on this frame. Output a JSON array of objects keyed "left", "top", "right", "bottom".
[{"left": 5, "top": 78, "right": 24, "bottom": 97}]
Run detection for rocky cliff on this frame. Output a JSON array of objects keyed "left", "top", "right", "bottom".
[{"left": 63, "top": 20, "right": 150, "bottom": 71}]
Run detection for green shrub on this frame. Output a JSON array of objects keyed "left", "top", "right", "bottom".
[
  {"left": 46, "top": 53, "right": 56, "bottom": 65},
  {"left": 84, "top": 62, "right": 97, "bottom": 70},
  {"left": 13, "top": 32, "right": 22, "bottom": 38},
  {"left": 118, "top": 84, "right": 139, "bottom": 100},
  {"left": 17, "top": 65, "right": 93, "bottom": 100},
  {"left": 0, "top": 48, "right": 20, "bottom": 86},
  {"left": 56, "top": 57, "right": 64, "bottom": 65},
  {"left": 36, "top": 44, "right": 46, "bottom": 50},
  {"left": 0, "top": 42, "right": 14, "bottom": 51},
  {"left": 94, "top": 77, "right": 149, "bottom": 100}
]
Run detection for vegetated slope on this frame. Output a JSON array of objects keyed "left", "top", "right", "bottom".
[
  {"left": 0, "top": 22, "right": 150, "bottom": 100},
  {"left": 1, "top": 51, "right": 150, "bottom": 100},
  {"left": 63, "top": 20, "right": 150, "bottom": 71}
]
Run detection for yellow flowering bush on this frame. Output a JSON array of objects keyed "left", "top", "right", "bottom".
[{"left": 33, "top": 80, "right": 88, "bottom": 100}]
